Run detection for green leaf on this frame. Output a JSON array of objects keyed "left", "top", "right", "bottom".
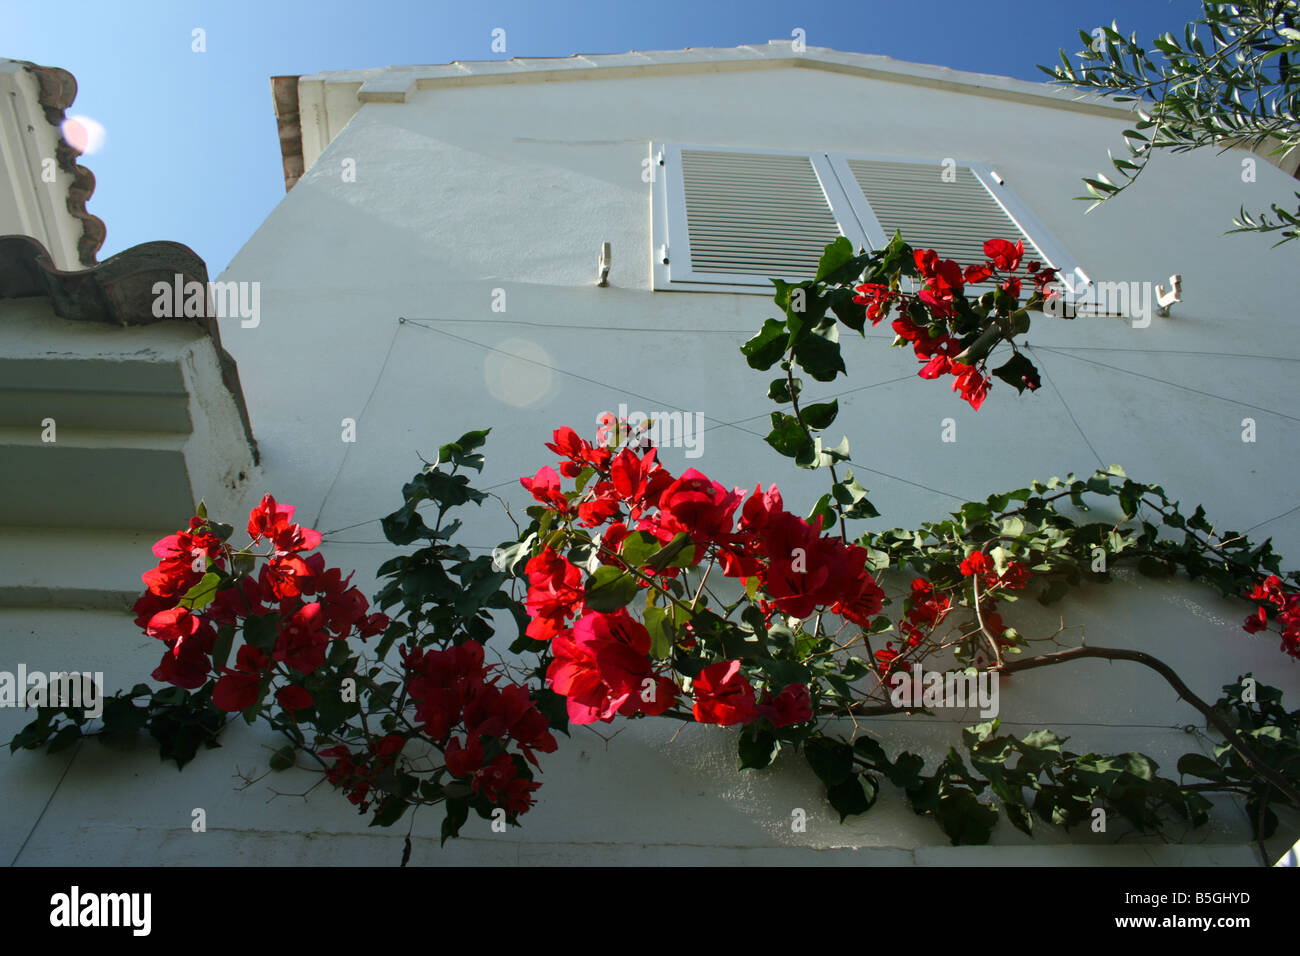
[
  {"left": 1177, "top": 752, "right": 1225, "bottom": 781},
  {"left": 369, "top": 797, "right": 410, "bottom": 828},
  {"left": 46, "top": 724, "right": 81, "bottom": 754},
  {"left": 441, "top": 798, "right": 470, "bottom": 846},
  {"left": 765, "top": 413, "right": 813, "bottom": 460},
  {"left": 792, "top": 322, "right": 846, "bottom": 382},
  {"left": 990, "top": 353, "right": 1040, "bottom": 395},
  {"left": 805, "top": 736, "right": 854, "bottom": 787},
  {"left": 1137, "top": 556, "right": 1172, "bottom": 578},
  {"left": 815, "top": 236, "right": 856, "bottom": 281},
  {"left": 832, "top": 471, "right": 880, "bottom": 520},
  {"left": 243, "top": 613, "right": 280, "bottom": 653},
  {"left": 741, "top": 319, "right": 790, "bottom": 371},
  {"left": 827, "top": 286, "right": 868, "bottom": 334},
  {"left": 738, "top": 724, "right": 780, "bottom": 770},
  {"left": 767, "top": 377, "right": 801, "bottom": 404},
  {"left": 807, "top": 493, "right": 837, "bottom": 530},
  {"left": 645, "top": 532, "right": 696, "bottom": 571},
  {"left": 269, "top": 745, "right": 297, "bottom": 772},
  {"left": 643, "top": 606, "right": 674, "bottom": 659},
  {"left": 584, "top": 566, "right": 641, "bottom": 611},
  {"left": 210, "top": 624, "right": 236, "bottom": 675},
  {"left": 934, "top": 790, "right": 998, "bottom": 845},
  {"left": 178, "top": 572, "right": 222, "bottom": 611},
  {"left": 827, "top": 773, "right": 877, "bottom": 822},
  {"left": 801, "top": 399, "right": 839, "bottom": 431},
  {"left": 618, "top": 531, "right": 662, "bottom": 567}
]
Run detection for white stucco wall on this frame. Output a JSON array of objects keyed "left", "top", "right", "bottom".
[{"left": 4, "top": 55, "right": 1299, "bottom": 865}]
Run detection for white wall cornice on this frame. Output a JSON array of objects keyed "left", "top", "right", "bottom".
[{"left": 278, "top": 40, "right": 1142, "bottom": 190}]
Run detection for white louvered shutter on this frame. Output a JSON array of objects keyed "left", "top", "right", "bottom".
[
  {"left": 680, "top": 150, "right": 841, "bottom": 276},
  {"left": 654, "top": 145, "right": 867, "bottom": 290},
  {"left": 841, "top": 159, "right": 1046, "bottom": 276}
]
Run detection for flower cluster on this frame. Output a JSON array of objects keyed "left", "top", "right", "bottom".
[
  {"left": 1242, "top": 575, "right": 1300, "bottom": 658},
  {"left": 519, "top": 426, "right": 889, "bottom": 729},
  {"left": 320, "top": 735, "right": 405, "bottom": 813},
  {"left": 402, "top": 639, "right": 556, "bottom": 814},
  {"left": 133, "top": 495, "right": 388, "bottom": 711},
  {"left": 855, "top": 239, "right": 1058, "bottom": 410}
]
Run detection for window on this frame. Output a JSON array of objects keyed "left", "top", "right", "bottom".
[{"left": 651, "top": 143, "right": 1088, "bottom": 295}]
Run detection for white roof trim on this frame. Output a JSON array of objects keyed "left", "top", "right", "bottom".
[
  {"left": 286, "top": 40, "right": 1137, "bottom": 176},
  {"left": 300, "top": 40, "right": 1129, "bottom": 114}
]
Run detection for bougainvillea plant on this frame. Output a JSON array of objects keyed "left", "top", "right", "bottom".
[{"left": 12, "top": 234, "right": 1299, "bottom": 862}]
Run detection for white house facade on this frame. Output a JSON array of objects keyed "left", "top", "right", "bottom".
[{"left": 1, "top": 41, "right": 1298, "bottom": 865}]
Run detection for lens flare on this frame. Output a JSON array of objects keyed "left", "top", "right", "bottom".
[
  {"left": 483, "top": 338, "right": 554, "bottom": 408},
  {"left": 60, "top": 115, "right": 107, "bottom": 155}
]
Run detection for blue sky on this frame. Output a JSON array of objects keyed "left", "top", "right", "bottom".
[{"left": 6, "top": 0, "right": 1204, "bottom": 274}]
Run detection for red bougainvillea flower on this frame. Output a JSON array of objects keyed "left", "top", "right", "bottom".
[
  {"left": 757, "top": 683, "right": 813, "bottom": 728},
  {"left": 547, "top": 426, "right": 596, "bottom": 477},
  {"left": 964, "top": 262, "right": 993, "bottom": 285},
  {"left": 577, "top": 480, "right": 622, "bottom": 528},
  {"left": 1031, "top": 266, "right": 1060, "bottom": 298},
  {"left": 472, "top": 753, "right": 541, "bottom": 815},
  {"left": 213, "top": 645, "right": 270, "bottom": 712},
  {"left": 960, "top": 551, "right": 994, "bottom": 579},
  {"left": 1249, "top": 575, "right": 1286, "bottom": 607},
  {"left": 461, "top": 682, "right": 558, "bottom": 767},
  {"left": 831, "top": 573, "right": 887, "bottom": 627},
  {"left": 248, "top": 494, "right": 322, "bottom": 553},
  {"left": 523, "top": 547, "right": 583, "bottom": 642},
  {"left": 753, "top": 511, "right": 875, "bottom": 621},
  {"left": 851, "top": 282, "right": 894, "bottom": 325},
  {"left": 950, "top": 362, "right": 990, "bottom": 411},
  {"left": 272, "top": 602, "right": 330, "bottom": 674},
  {"left": 740, "top": 483, "right": 784, "bottom": 532},
  {"left": 1243, "top": 605, "right": 1270, "bottom": 634},
  {"left": 917, "top": 336, "right": 964, "bottom": 381},
  {"left": 998, "top": 561, "right": 1032, "bottom": 591},
  {"left": 520, "top": 466, "right": 569, "bottom": 515},
  {"left": 146, "top": 607, "right": 201, "bottom": 645},
  {"left": 141, "top": 556, "right": 202, "bottom": 600},
  {"left": 892, "top": 314, "right": 952, "bottom": 360},
  {"left": 261, "top": 553, "right": 313, "bottom": 600},
  {"left": 653, "top": 469, "right": 745, "bottom": 547},
  {"left": 1241, "top": 576, "right": 1300, "bottom": 657},
  {"left": 692, "top": 659, "right": 758, "bottom": 726},
  {"left": 549, "top": 424, "right": 614, "bottom": 473},
  {"left": 609, "top": 446, "right": 666, "bottom": 518},
  {"left": 984, "top": 238, "right": 1024, "bottom": 273},
  {"left": 402, "top": 640, "right": 487, "bottom": 741},
  {"left": 445, "top": 735, "right": 485, "bottom": 778},
  {"left": 547, "top": 609, "right": 677, "bottom": 724},
  {"left": 276, "top": 685, "right": 314, "bottom": 713},
  {"left": 151, "top": 519, "right": 224, "bottom": 574},
  {"left": 151, "top": 623, "right": 217, "bottom": 689},
  {"left": 916, "top": 255, "right": 965, "bottom": 318},
  {"left": 906, "top": 578, "right": 951, "bottom": 628}
]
